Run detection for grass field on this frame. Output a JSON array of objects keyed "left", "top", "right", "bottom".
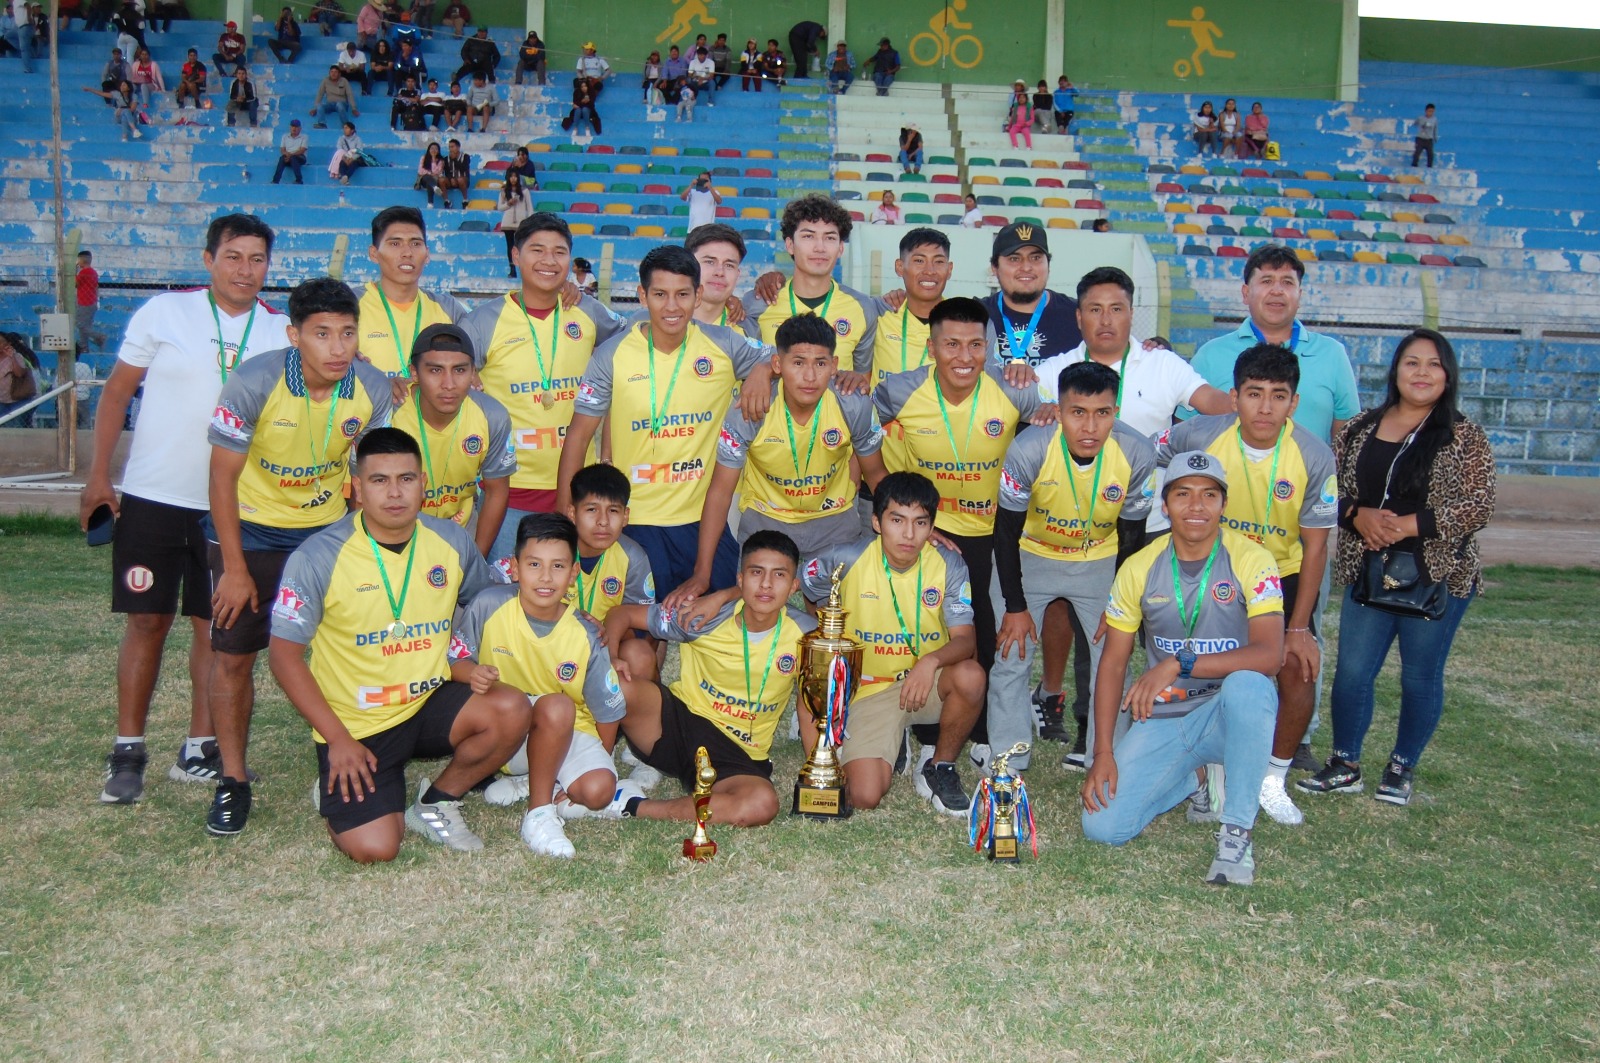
[{"left": 2, "top": 514, "right": 1596, "bottom": 1062}]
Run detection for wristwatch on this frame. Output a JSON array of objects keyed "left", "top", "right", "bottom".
[{"left": 1175, "top": 646, "right": 1197, "bottom": 679}]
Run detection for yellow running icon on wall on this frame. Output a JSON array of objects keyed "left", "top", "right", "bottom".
[
  {"left": 910, "top": 0, "right": 983, "bottom": 70},
  {"left": 657, "top": 0, "right": 718, "bottom": 46},
  {"left": 1166, "top": 5, "right": 1235, "bottom": 78}
]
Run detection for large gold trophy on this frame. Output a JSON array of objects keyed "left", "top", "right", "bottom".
[
  {"left": 682, "top": 746, "right": 717, "bottom": 860},
  {"left": 792, "top": 564, "right": 863, "bottom": 820}
]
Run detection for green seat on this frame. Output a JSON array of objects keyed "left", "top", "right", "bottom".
[
  {"left": 647, "top": 163, "right": 675, "bottom": 175},
  {"left": 1375, "top": 230, "right": 1403, "bottom": 244},
  {"left": 683, "top": 146, "right": 711, "bottom": 156},
  {"left": 1344, "top": 189, "right": 1374, "bottom": 202},
  {"left": 1009, "top": 195, "right": 1038, "bottom": 207},
  {"left": 534, "top": 200, "right": 563, "bottom": 213},
  {"left": 680, "top": 164, "right": 705, "bottom": 175},
  {"left": 541, "top": 181, "right": 572, "bottom": 192},
  {"left": 1334, "top": 171, "right": 1362, "bottom": 182},
  {"left": 1002, "top": 176, "right": 1030, "bottom": 187},
  {"left": 1318, "top": 188, "right": 1344, "bottom": 200},
  {"left": 1229, "top": 204, "right": 1258, "bottom": 217},
  {"left": 1360, "top": 209, "right": 1388, "bottom": 221},
  {"left": 929, "top": 154, "right": 956, "bottom": 165},
  {"left": 581, "top": 162, "right": 609, "bottom": 173},
  {"left": 1240, "top": 224, "right": 1271, "bottom": 237},
  {"left": 905, "top": 212, "right": 934, "bottom": 223},
  {"left": 671, "top": 204, "right": 689, "bottom": 215},
  {"left": 548, "top": 161, "right": 577, "bottom": 172},
  {"left": 898, "top": 172, "right": 927, "bottom": 182},
  {"left": 611, "top": 182, "right": 639, "bottom": 194},
  {"left": 1220, "top": 183, "right": 1249, "bottom": 196},
  {"left": 669, "top": 226, "right": 688, "bottom": 237},
  {"left": 900, "top": 192, "right": 930, "bottom": 203},
  {"left": 1210, "top": 165, "right": 1238, "bottom": 177},
  {"left": 968, "top": 156, "right": 995, "bottom": 167},
  {"left": 1386, "top": 252, "right": 1418, "bottom": 265},
  {"left": 554, "top": 143, "right": 584, "bottom": 154},
  {"left": 1015, "top": 216, "right": 1044, "bottom": 228},
  {"left": 1294, "top": 207, "right": 1324, "bottom": 219}
]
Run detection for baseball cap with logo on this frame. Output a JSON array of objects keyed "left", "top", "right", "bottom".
[
  {"left": 1162, "top": 451, "right": 1229, "bottom": 495},
  {"left": 991, "top": 220, "right": 1049, "bottom": 259}
]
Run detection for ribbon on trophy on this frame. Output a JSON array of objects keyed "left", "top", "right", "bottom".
[
  {"left": 969, "top": 742, "right": 1038, "bottom": 861},
  {"left": 822, "top": 652, "right": 851, "bottom": 749}
]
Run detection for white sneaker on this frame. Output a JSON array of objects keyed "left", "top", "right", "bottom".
[
  {"left": 593, "top": 778, "right": 646, "bottom": 819},
  {"left": 483, "top": 772, "right": 530, "bottom": 807},
  {"left": 1258, "top": 774, "right": 1304, "bottom": 826},
  {"left": 554, "top": 795, "right": 590, "bottom": 820},
  {"left": 619, "top": 744, "right": 664, "bottom": 790},
  {"left": 969, "top": 743, "right": 993, "bottom": 776},
  {"left": 520, "top": 804, "right": 575, "bottom": 857},
  {"left": 911, "top": 745, "right": 935, "bottom": 798},
  {"left": 787, "top": 708, "right": 800, "bottom": 741},
  {"left": 404, "top": 778, "right": 485, "bottom": 851}
]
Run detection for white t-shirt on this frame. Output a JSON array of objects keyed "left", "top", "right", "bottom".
[
  {"left": 116, "top": 288, "right": 291, "bottom": 510},
  {"left": 871, "top": 205, "right": 901, "bottom": 225},
  {"left": 1034, "top": 336, "right": 1207, "bottom": 439},
  {"left": 686, "top": 187, "right": 716, "bottom": 229},
  {"left": 687, "top": 56, "right": 714, "bottom": 78},
  {"left": 961, "top": 207, "right": 983, "bottom": 228}
]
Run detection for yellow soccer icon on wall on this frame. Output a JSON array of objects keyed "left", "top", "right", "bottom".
[{"left": 1167, "top": 5, "right": 1235, "bottom": 78}]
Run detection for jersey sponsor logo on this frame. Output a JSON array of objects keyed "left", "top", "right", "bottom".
[
  {"left": 693, "top": 356, "right": 713, "bottom": 377},
  {"left": 1250, "top": 575, "right": 1283, "bottom": 606},
  {"left": 984, "top": 418, "right": 1004, "bottom": 438},
  {"left": 642, "top": 573, "right": 656, "bottom": 601},
  {"left": 1320, "top": 474, "right": 1338, "bottom": 505},
  {"left": 822, "top": 427, "right": 842, "bottom": 447},
  {"left": 124, "top": 565, "right": 155, "bottom": 593},
  {"left": 1211, "top": 580, "right": 1236, "bottom": 604},
  {"left": 819, "top": 496, "right": 844, "bottom": 511},
  {"left": 921, "top": 586, "right": 942, "bottom": 609},
  {"left": 1152, "top": 634, "right": 1240, "bottom": 655},
  {"left": 494, "top": 556, "right": 515, "bottom": 581},
  {"left": 355, "top": 675, "right": 445, "bottom": 709},
  {"left": 835, "top": 318, "right": 851, "bottom": 337},
  {"left": 1141, "top": 472, "right": 1156, "bottom": 499},
  {"left": 777, "top": 653, "right": 797, "bottom": 674},
  {"left": 514, "top": 425, "right": 566, "bottom": 451},
  {"left": 1155, "top": 428, "right": 1171, "bottom": 446},
  {"left": 565, "top": 321, "right": 583, "bottom": 340},
  {"left": 958, "top": 580, "right": 972, "bottom": 607},
  {"left": 658, "top": 604, "right": 677, "bottom": 624},
  {"left": 576, "top": 381, "right": 600, "bottom": 405},
  {"left": 804, "top": 558, "right": 821, "bottom": 580},
  {"left": 427, "top": 564, "right": 448, "bottom": 588},
  {"left": 211, "top": 404, "right": 248, "bottom": 441},
  {"left": 602, "top": 575, "right": 622, "bottom": 596},
  {"left": 604, "top": 667, "right": 622, "bottom": 695},
  {"left": 718, "top": 426, "right": 742, "bottom": 452},
  {"left": 1105, "top": 597, "right": 1129, "bottom": 621},
  {"left": 341, "top": 416, "right": 362, "bottom": 438},
  {"left": 1273, "top": 479, "right": 1295, "bottom": 501},
  {"left": 1000, "top": 468, "right": 1026, "bottom": 496},
  {"left": 273, "top": 584, "right": 305, "bottom": 621},
  {"left": 448, "top": 634, "right": 471, "bottom": 659},
  {"left": 629, "top": 457, "right": 706, "bottom": 485},
  {"left": 462, "top": 434, "right": 484, "bottom": 455},
  {"left": 557, "top": 660, "right": 579, "bottom": 682},
  {"left": 1103, "top": 483, "right": 1124, "bottom": 503}
]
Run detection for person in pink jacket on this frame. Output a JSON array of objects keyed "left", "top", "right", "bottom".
[
  {"left": 1007, "top": 80, "right": 1033, "bottom": 149},
  {"left": 1243, "top": 101, "right": 1269, "bottom": 158}
]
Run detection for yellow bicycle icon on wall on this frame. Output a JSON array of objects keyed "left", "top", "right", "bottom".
[{"left": 910, "top": 0, "right": 984, "bottom": 70}]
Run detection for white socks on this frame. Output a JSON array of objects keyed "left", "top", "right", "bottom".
[{"left": 1267, "top": 756, "right": 1292, "bottom": 782}]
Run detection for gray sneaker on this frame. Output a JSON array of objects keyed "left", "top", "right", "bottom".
[
  {"left": 1186, "top": 775, "right": 1220, "bottom": 823},
  {"left": 404, "top": 778, "right": 484, "bottom": 851},
  {"left": 100, "top": 742, "right": 148, "bottom": 804},
  {"left": 1206, "top": 824, "right": 1255, "bottom": 886},
  {"left": 1374, "top": 758, "right": 1414, "bottom": 806}
]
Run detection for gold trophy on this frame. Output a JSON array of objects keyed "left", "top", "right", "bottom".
[
  {"left": 682, "top": 746, "right": 717, "bottom": 860},
  {"left": 792, "top": 563, "right": 863, "bottom": 820},
  {"left": 970, "top": 743, "right": 1036, "bottom": 863}
]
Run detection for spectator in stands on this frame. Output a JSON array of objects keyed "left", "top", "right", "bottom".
[
  {"left": 225, "top": 66, "right": 259, "bottom": 127},
  {"left": 498, "top": 171, "right": 531, "bottom": 278},
  {"left": 1032, "top": 80, "right": 1055, "bottom": 134},
  {"left": 2, "top": 0, "right": 39, "bottom": 74},
  {"left": 150, "top": 0, "right": 188, "bottom": 33},
  {"left": 337, "top": 40, "right": 372, "bottom": 95},
  {"left": 416, "top": 140, "right": 445, "bottom": 204},
  {"left": 1243, "top": 101, "right": 1269, "bottom": 158},
  {"left": 409, "top": 0, "right": 434, "bottom": 38},
  {"left": 739, "top": 38, "right": 762, "bottom": 92},
  {"left": 130, "top": 47, "right": 163, "bottom": 107},
  {"left": 1091, "top": 218, "right": 1111, "bottom": 232},
  {"left": 309, "top": 0, "right": 346, "bottom": 37},
  {"left": 84, "top": 0, "right": 115, "bottom": 33},
  {"left": 576, "top": 41, "right": 611, "bottom": 97},
  {"left": 562, "top": 79, "right": 599, "bottom": 134},
  {"left": 641, "top": 50, "right": 663, "bottom": 102},
  {"left": 898, "top": 124, "right": 923, "bottom": 174},
  {"left": 443, "top": 78, "right": 467, "bottom": 129},
  {"left": 681, "top": 171, "right": 720, "bottom": 230},
  {"left": 788, "top": 19, "right": 825, "bottom": 79},
  {"left": 271, "top": 7, "right": 302, "bottom": 63},
  {"left": 826, "top": 40, "right": 854, "bottom": 94},
  {"left": 391, "top": 75, "right": 423, "bottom": 129},
  {"left": 960, "top": 193, "right": 982, "bottom": 228},
  {"left": 441, "top": 137, "right": 471, "bottom": 206},
  {"left": 572, "top": 257, "right": 598, "bottom": 297},
  {"left": 675, "top": 78, "right": 697, "bottom": 123},
  {"left": 100, "top": 46, "right": 130, "bottom": 99},
  {"left": 331, "top": 121, "right": 365, "bottom": 184},
  {"left": 1007, "top": 80, "right": 1033, "bottom": 149},
  {"left": 661, "top": 44, "right": 687, "bottom": 85},
  {"left": 1192, "top": 100, "right": 1218, "bottom": 156},
  {"left": 867, "top": 37, "right": 899, "bottom": 96},
  {"left": 760, "top": 39, "right": 785, "bottom": 86},
  {"left": 271, "top": 118, "right": 308, "bottom": 183},
  {"left": 508, "top": 146, "right": 538, "bottom": 183},
  {"left": 0, "top": 332, "right": 38, "bottom": 425},
  {"left": 466, "top": 71, "right": 496, "bottom": 132},
  {"left": 310, "top": 66, "right": 359, "bottom": 127},
  {"left": 710, "top": 33, "right": 732, "bottom": 88},
  {"left": 420, "top": 77, "right": 444, "bottom": 127},
  {"left": 83, "top": 79, "right": 144, "bottom": 141},
  {"left": 355, "top": 0, "right": 382, "bottom": 49},
  {"left": 1052, "top": 75, "right": 1076, "bottom": 133},
  {"left": 369, "top": 38, "right": 397, "bottom": 94},
  {"left": 688, "top": 45, "right": 716, "bottom": 105},
  {"left": 1412, "top": 103, "right": 1437, "bottom": 168},
  {"left": 871, "top": 190, "right": 902, "bottom": 225},
  {"left": 174, "top": 49, "right": 207, "bottom": 110},
  {"left": 455, "top": 25, "right": 500, "bottom": 84},
  {"left": 111, "top": 0, "right": 143, "bottom": 51},
  {"left": 1218, "top": 97, "right": 1241, "bottom": 157},
  {"left": 393, "top": 11, "right": 422, "bottom": 49},
  {"left": 213, "top": 20, "right": 246, "bottom": 79},
  {"left": 390, "top": 38, "right": 425, "bottom": 92},
  {"left": 515, "top": 30, "right": 546, "bottom": 86},
  {"left": 76, "top": 251, "right": 106, "bottom": 352},
  {"left": 1300, "top": 330, "right": 1495, "bottom": 808},
  {"left": 439, "top": 0, "right": 467, "bottom": 38}
]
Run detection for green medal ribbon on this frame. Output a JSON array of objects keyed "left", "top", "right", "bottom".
[
  {"left": 934, "top": 372, "right": 982, "bottom": 463},
  {"left": 741, "top": 607, "right": 783, "bottom": 711},
  {"left": 413, "top": 390, "right": 463, "bottom": 500},
  {"left": 208, "top": 290, "right": 256, "bottom": 382},
  {"left": 517, "top": 295, "right": 560, "bottom": 401},
  {"left": 573, "top": 556, "right": 601, "bottom": 614},
  {"left": 1234, "top": 424, "right": 1285, "bottom": 543},
  {"left": 1085, "top": 343, "right": 1130, "bottom": 407},
  {"left": 898, "top": 306, "right": 928, "bottom": 372},
  {"left": 879, "top": 546, "right": 924, "bottom": 661},
  {"left": 1170, "top": 537, "right": 1222, "bottom": 649},
  {"left": 1055, "top": 432, "right": 1105, "bottom": 553},
  {"left": 301, "top": 355, "right": 342, "bottom": 497},
  {"left": 362, "top": 514, "right": 419, "bottom": 638},
  {"left": 719, "top": 308, "right": 728, "bottom": 328},
  {"left": 787, "top": 280, "right": 835, "bottom": 323},
  {"left": 780, "top": 385, "right": 822, "bottom": 476},
  {"left": 376, "top": 285, "right": 423, "bottom": 378},
  {"left": 646, "top": 326, "right": 689, "bottom": 436}
]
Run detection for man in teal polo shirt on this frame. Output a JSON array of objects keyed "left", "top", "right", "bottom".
[{"left": 1190, "top": 244, "right": 1358, "bottom": 445}]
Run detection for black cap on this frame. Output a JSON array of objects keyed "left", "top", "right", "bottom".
[
  {"left": 411, "top": 322, "right": 475, "bottom": 363},
  {"left": 991, "top": 220, "right": 1049, "bottom": 258}
]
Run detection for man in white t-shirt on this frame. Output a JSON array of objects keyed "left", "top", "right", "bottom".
[
  {"left": 81, "top": 214, "right": 292, "bottom": 806},
  {"left": 680, "top": 171, "right": 721, "bottom": 230},
  {"left": 686, "top": 46, "right": 716, "bottom": 105}
]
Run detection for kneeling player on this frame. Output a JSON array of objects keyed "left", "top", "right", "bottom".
[
  {"left": 451, "top": 513, "right": 635, "bottom": 858},
  {"left": 603, "top": 530, "right": 817, "bottom": 828},
  {"left": 269, "top": 428, "right": 527, "bottom": 863},
  {"left": 800, "top": 472, "right": 984, "bottom": 816}
]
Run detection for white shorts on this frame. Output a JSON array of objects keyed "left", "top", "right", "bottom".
[{"left": 501, "top": 721, "right": 617, "bottom": 791}]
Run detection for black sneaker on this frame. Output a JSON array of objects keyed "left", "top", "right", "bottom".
[
  {"left": 892, "top": 728, "right": 911, "bottom": 775},
  {"left": 1374, "top": 758, "right": 1414, "bottom": 806},
  {"left": 1060, "top": 717, "right": 1088, "bottom": 771},
  {"left": 168, "top": 739, "right": 222, "bottom": 784},
  {"left": 206, "top": 777, "right": 253, "bottom": 836},
  {"left": 100, "top": 742, "right": 149, "bottom": 804},
  {"left": 1038, "top": 693, "right": 1071, "bottom": 743},
  {"left": 919, "top": 761, "right": 970, "bottom": 817},
  {"left": 1290, "top": 742, "right": 1320, "bottom": 772},
  {"left": 1295, "top": 757, "right": 1363, "bottom": 794}
]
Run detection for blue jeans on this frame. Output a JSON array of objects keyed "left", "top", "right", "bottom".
[
  {"left": 3, "top": 18, "right": 36, "bottom": 74},
  {"left": 315, "top": 99, "right": 353, "bottom": 125},
  {"left": 828, "top": 69, "right": 852, "bottom": 92},
  {"left": 873, "top": 71, "right": 894, "bottom": 95},
  {"left": 897, "top": 148, "right": 923, "bottom": 170},
  {"left": 1082, "top": 670, "right": 1278, "bottom": 844},
  {"left": 1329, "top": 585, "right": 1475, "bottom": 769}
]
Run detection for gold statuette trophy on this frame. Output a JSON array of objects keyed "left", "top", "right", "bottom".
[
  {"left": 682, "top": 746, "right": 717, "bottom": 860},
  {"left": 792, "top": 563, "right": 863, "bottom": 819},
  {"left": 969, "top": 743, "right": 1036, "bottom": 863}
]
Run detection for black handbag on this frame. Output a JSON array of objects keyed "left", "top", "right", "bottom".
[{"left": 1350, "top": 421, "right": 1447, "bottom": 620}]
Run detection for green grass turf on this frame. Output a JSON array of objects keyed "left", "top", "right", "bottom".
[{"left": 0, "top": 523, "right": 1595, "bottom": 1061}]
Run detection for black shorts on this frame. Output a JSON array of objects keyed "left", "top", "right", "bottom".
[
  {"left": 315, "top": 680, "right": 473, "bottom": 835},
  {"left": 111, "top": 494, "right": 212, "bottom": 617},
  {"left": 1280, "top": 572, "right": 1318, "bottom": 638},
  {"left": 632, "top": 683, "right": 773, "bottom": 791},
  {"left": 206, "top": 543, "right": 291, "bottom": 654}
]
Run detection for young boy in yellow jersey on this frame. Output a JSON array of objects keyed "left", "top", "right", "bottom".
[
  {"left": 556, "top": 245, "right": 769, "bottom": 599},
  {"left": 663, "top": 314, "right": 888, "bottom": 610},
  {"left": 458, "top": 213, "right": 625, "bottom": 561},
  {"left": 387, "top": 323, "right": 516, "bottom": 556},
  {"left": 800, "top": 472, "right": 985, "bottom": 815},
  {"left": 561, "top": 463, "right": 657, "bottom": 679},
  {"left": 269, "top": 428, "right": 526, "bottom": 863},
  {"left": 449, "top": 513, "right": 637, "bottom": 858},
  {"left": 990, "top": 361, "right": 1157, "bottom": 773},
  {"left": 1153, "top": 344, "right": 1336, "bottom": 827},
  {"left": 602, "top": 530, "right": 817, "bottom": 827},
  {"left": 352, "top": 207, "right": 470, "bottom": 377},
  {"left": 205, "top": 278, "right": 394, "bottom": 837}
]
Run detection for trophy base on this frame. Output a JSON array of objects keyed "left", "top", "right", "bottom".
[
  {"left": 682, "top": 838, "right": 718, "bottom": 861},
  {"left": 988, "top": 833, "right": 1020, "bottom": 863},
  {"left": 791, "top": 781, "right": 853, "bottom": 820}
]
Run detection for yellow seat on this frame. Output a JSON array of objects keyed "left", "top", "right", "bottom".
[
  {"left": 603, "top": 202, "right": 631, "bottom": 215},
  {"left": 635, "top": 224, "right": 667, "bottom": 237},
  {"left": 576, "top": 181, "right": 604, "bottom": 193},
  {"left": 1352, "top": 250, "right": 1383, "bottom": 264},
  {"left": 614, "top": 162, "right": 642, "bottom": 174},
  {"left": 569, "top": 222, "right": 596, "bottom": 235},
  {"left": 474, "top": 178, "right": 500, "bottom": 189},
  {"left": 650, "top": 146, "right": 679, "bottom": 156},
  {"left": 1047, "top": 217, "right": 1077, "bottom": 229},
  {"left": 740, "top": 206, "right": 771, "bottom": 219},
  {"left": 1294, "top": 248, "right": 1317, "bottom": 262},
  {"left": 714, "top": 185, "right": 736, "bottom": 198},
  {"left": 1173, "top": 222, "right": 1204, "bottom": 235},
  {"left": 1262, "top": 205, "right": 1293, "bottom": 218},
  {"left": 1395, "top": 173, "right": 1423, "bottom": 185},
  {"left": 747, "top": 148, "right": 774, "bottom": 159},
  {"left": 1307, "top": 227, "right": 1337, "bottom": 240},
  {"left": 1440, "top": 233, "right": 1470, "bottom": 246},
  {"left": 1284, "top": 187, "right": 1312, "bottom": 200},
  {"left": 1392, "top": 210, "right": 1423, "bottom": 223},
  {"left": 1030, "top": 159, "right": 1058, "bottom": 169},
  {"left": 835, "top": 170, "right": 861, "bottom": 181},
  {"left": 1302, "top": 169, "right": 1331, "bottom": 181},
  {"left": 1179, "top": 164, "right": 1206, "bottom": 175},
  {"left": 526, "top": 142, "right": 551, "bottom": 153},
  {"left": 972, "top": 175, "right": 999, "bottom": 185},
  {"left": 465, "top": 198, "right": 496, "bottom": 211},
  {"left": 1164, "top": 201, "right": 1192, "bottom": 214},
  {"left": 1041, "top": 197, "right": 1071, "bottom": 209}
]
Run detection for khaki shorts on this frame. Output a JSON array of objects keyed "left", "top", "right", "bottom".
[{"left": 839, "top": 673, "right": 946, "bottom": 765}]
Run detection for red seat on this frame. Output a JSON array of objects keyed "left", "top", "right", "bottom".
[
  {"left": 1409, "top": 192, "right": 1439, "bottom": 204},
  {"left": 1156, "top": 182, "right": 1184, "bottom": 194},
  {"left": 1035, "top": 177, "right": 1063, "bottom": 188},
  {"left": 715, "top": 206, "right": 735, "bottom": 218},
  {"left": 865, "top": 153, "right": 893, "bottom": 163},
  {"left": 1216, "top": 245, "right": 1248, "bottom": 258},
  {"left": 586, "top": 144, "right": 615, "bottom": 154},
  {"left": 1062, "top": 160, "right": 1091, "bottom": 171},
  {"left": 1197, "top": 203, "right": 1225, "bottom": 215},
  {"left": 715, "top": 148, "right": 741, "bottom": 158},
  {"left": 934, "top": 193, "right": 962, "bottom": 204},
  {"left": 1272, "top": 227, "right": 1305, "bottom": 239},
  {"left": 1327, "top": 209, "right": 1357, "bottom": 221},
  {"left": 983, "top": 214, "right": 1009, "bottom": 227},
  {"left": 1404, "top": 232, "right": 1436, "bottom": 244},
  {"left": 931, "top": 173, "right": 959, "bottom": 184},
  {"left": 484, "top": 159, "right": 510, "bottom": 171},
  {"left": 746, "top": 167, "right": 774, "bottom": 178},
  {"left": 849, "top": 210, "right": 865, "bottom": 221},
  {"left": 1365, "top": 172, "right": 1392, "bottom": 183},
  {"left": 643, "top": 183, "right": 671, "bottom": 195},
  {"left": 1419, "top": 254, "right": 1452, "bottom": 266},
  {"left": 571, "top": 202, "right": 599, "bottom": 214},
  {"left": 1241, "top": 167, "right": 1269, "bottom": 178},
  {"left": 1074, "top": 199, "right": 1103, "bottom": 210}
]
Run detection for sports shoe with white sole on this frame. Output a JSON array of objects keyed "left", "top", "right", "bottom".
[
  {"left": 168, "top": 739, "right": 223, "bottom": 784},
  {"left": 1296, "top": 757, "right": 1363, "bottom": 794},
  {"left": 910, "top": 744, "right": 935, "bottom": 794},
  {"left": 618, "top": 742, "right": 664, "bottom": 790},
  {"left": 1186, "top": 774, "right": 1220, "bottom": 823},
  {"left": 483, "top": 772, "right": 531, "bottom": 807},
  {"left": 520, "top": 804, "right": 575, "bottom": 857},
  {"left": 968, "top": 742, "right": 992, "bottom": 776},
  {"left": 404, "top": 778, "right": 484, "bottom": 851},
  {"left": 100, "top": 742, "right": 148, "bottom": 804},
  {"left": 1206, "top": 824, "right": 1255, "bottom": 885},
  {"left": 920, "top": 761, "right": 970, "bottom": 817},
  {"left": 593, "top": 778, "right": 646, "bottom": 820},
  {"left": 1258, "top": 774, "right": 1304, "bottom": 825},
  {"left": 1374, "top": 757, "right": 1414, "bottom": 806}
]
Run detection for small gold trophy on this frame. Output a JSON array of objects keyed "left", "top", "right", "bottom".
[
  {"left": 682, "top": 746, "right": 717, "bottom": 860},
  {"left": 970, "top": 743, "right": 1036, "bottom": 863},
  {"left": 792, "top": 563, "right": 863, "bottom": 820}
]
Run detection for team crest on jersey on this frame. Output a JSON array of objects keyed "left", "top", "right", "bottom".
[
  {"left": 1212, "top": 580, "right": 1236, "bottom": 604},
  {"left": 1320, "top": 475, "right": 1338, "bottom": 505},
  {"left": 922, "top": 586, "right": 942, "bottom": 609},
  {"left": 565, "top": 321, "right": 582, "bottom": 340},
  {"left": 777, "top": 653, "right": 797, "bottom": 674},
  {"left": 341, "top": 417, "right": 362, "bottom": 438},
  {"left": 1273, "top": 479, "right": 1295, "bottom": 501},
  {"left": 834, "top": 319, "right": 851, "bottom": 337},
  {"left": 693, "top": 356, "right": 713, "bottom": 378},
  {"left": 984, "top": 418, "right": 1004, "bottom": 438},
  {"left": 462, "top": 434, "right": 484, "bottom": 455},
  {"left": 557, "top": 660, "right": 579, "bottom": 682},
  {"left": 1103, "top": 484, "right": 1124, "bottom": 503},
  {"left": 822, "top": 427, "right": 842, "bottom": 447},
  {"left": 642, "top": 573, "right": 656, "bottom": 601},
  {"left": 427, "top": 564, "right": 448, "bottom": 588},
  {"left": 958, "top": 581, "right": 973, "bottom": 607},
  {"left": 604, "top": 668, "right": 622, "bottom": 695},
  {"left": 602, "top": 575, "right": 622, "bottom": 596}
]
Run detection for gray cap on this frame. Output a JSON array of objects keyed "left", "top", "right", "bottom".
[{"left": 1163, "top": 450, "right": 1228, "bottom": 495}]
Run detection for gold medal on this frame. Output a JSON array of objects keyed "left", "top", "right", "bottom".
[{"left": 540, "top": 390, "right": 555, "bottom": 409}]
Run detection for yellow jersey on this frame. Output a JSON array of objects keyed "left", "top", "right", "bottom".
[
  {"left": 743, "top": 279, "right": 880, "bottom": 375},
  {"left": 869, "top": 303, "right": 933, "bottom": 387},
  {"left": 353, "top": 282, "right": 468, "bottom": 377},
  {"left": 561, "top": 535, "right": 656, "bottom": 624},
  {"left": 998, "top": 421, "right": 1158, "bottom": 563},
  {"left": 388, "top": 389, "right": 518, "bottom": 526}
]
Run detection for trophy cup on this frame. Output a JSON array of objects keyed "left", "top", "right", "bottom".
[
  {"left": 969, "top": 743, "right": 1037, "bottom": 863},
  {"left": 682, "top": 746, "right": 717, "bottom": 860},
  {"left": 791, "top": 563, "right": 863, "bottom": 820}
]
